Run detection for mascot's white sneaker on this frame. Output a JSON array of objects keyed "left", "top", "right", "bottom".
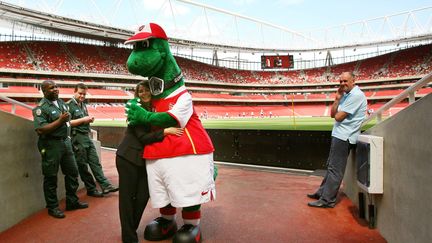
[
  {"left": 144, "top": 217, "right": 177, "bottom": 241},
  {"left": 173, "top": 224, "right": 202, "bottom": 243}
]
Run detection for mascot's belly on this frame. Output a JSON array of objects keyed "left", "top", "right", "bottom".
[
  {"left": 143, "top": 87, "right": 214, "bottom": 159},
  {"left": 143, "top": 113, "right": 214, "bottom": 159}
]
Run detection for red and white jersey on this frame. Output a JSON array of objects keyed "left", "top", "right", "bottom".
[{"left": 143, "top": 86, "right": 214, "bottom": 159}]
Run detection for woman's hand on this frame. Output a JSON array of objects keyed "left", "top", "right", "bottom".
[{"left": 164, "top": 127, "right": 184, "bottom": 136}]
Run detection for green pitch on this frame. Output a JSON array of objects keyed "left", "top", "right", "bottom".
[{"left": 93, "top": 117, "right": 376, "bottom": 131}]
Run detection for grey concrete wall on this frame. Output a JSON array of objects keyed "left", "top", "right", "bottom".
[
  {"left": 0, "top": 111, "right": 92, "bottom": 232},
  {"left": 343, "top": 93, "right": 432, "bottom": 243},
  {"left": 0, "top": 111, "right": 55, "bottom": 232}
]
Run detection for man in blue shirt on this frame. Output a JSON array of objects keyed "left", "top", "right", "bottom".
[{"left": 307, "top": 72, "right": 367, "bottom": 208}]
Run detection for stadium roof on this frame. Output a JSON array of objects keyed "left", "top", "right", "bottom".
[
  {"left": 0, "top": 1, "right": 432, "bottom": 53},
  {"left": 0, "top": 2, "right": 131, "bottom": 43}
]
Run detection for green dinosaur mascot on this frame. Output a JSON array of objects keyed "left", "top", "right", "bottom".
[{"left": 124, "top": 23, "right": 216, "bottom": 243}]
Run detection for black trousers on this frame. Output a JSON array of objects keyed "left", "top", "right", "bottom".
[
  {"left": 73, "top": 134, "right": 111, "bottom": 191},
  {"left": 116, "top": 156, "right": 149, "bottom": 243},
  {"left": 39, "top": 138, "right": 79, "bottom": 209}
]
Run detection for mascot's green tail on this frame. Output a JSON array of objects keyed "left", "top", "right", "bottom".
[{"left": 213, "top": 164, "right": 218, "bottom": 181}]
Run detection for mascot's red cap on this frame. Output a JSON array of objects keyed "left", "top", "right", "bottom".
[{"left": 125, "top": 23, "right": 168, "bottom": 44}]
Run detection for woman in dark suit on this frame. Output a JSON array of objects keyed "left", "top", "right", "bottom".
[{"left": 116, "top": 81, "right": 183, "bottom": 243}]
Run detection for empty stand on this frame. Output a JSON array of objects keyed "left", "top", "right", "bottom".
[
  {"left": 0, "top": 86, "right": 39, "bottom": 94},
  {"left": 25, "top": 42, "right": 76, "bottom": 72},
  {"left": 87, "top": 88, "right": 129, "bottom": 97},
  {"left": 0, "top": 42, "right": 33, "bottom": 70},
  {"left": 0, "top": 41, "right": 431, "bottom": 121},
  {"left": 374, "top": 89, "right": 404, "bottom": 97},
  {"left": 1, "top": 41, "right": 431, "bottom": 84},
  {"left": 87, "top": 104, "right": 125, "bottom": 120}
]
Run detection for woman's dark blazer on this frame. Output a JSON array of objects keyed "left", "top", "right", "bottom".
[{"left": 116, "top": 125, "right": 164, "bottom": 166}]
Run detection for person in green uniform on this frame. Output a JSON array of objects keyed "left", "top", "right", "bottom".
[
  {"left": 68, "top": 83, "right": 118, "bottom": 195},
  {"left": 33, "top": 80, "right": 88, "bottom": 219}
]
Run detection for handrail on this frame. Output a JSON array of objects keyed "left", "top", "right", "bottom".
[
  {"left": 0, "top": 95, "right": 98, "bottom": 140},
  {"left": 0, "top": 95, "right": 34, "bottom": 112},
  {"left": 362, "top": 72, "right": 432, "bottom": 126}
]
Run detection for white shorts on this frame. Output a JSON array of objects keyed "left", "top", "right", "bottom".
[{"left": 146, "top": 153, "right": 216, "bottom": 208}]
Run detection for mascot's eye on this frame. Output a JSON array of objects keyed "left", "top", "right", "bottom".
[{"left": 133, "top": 40, "right": 150, "bottom": 50}]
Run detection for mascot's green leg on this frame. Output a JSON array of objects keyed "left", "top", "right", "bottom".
[{"left": 173, "top": 205, "right": 202, "bottom": 243}]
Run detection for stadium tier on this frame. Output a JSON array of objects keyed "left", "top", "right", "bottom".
[
  {"left": 0, "top": 86, "right": 39, "bottom": 94},
  {"left": 1, "top": 41, "right": 432, "bottom": 83},
  {"left": 0, "top": 42, "right": 33, "bottom": 70},
  {"left": 0, "top": 41, "right": 431, "bottom": 120}
]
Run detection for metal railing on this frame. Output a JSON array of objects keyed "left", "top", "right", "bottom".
[
  {"left": 362, "top": 72, "right": 432, "bottom": 126},
  {"left": 0, "top": 95, "right": 98, "bottom": 140},
  {"left": 0, "top": 95, "right": 34, "bottom": 115}
]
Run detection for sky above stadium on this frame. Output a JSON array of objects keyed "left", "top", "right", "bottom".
[
  {"left": 2, "top": 0, "right": 432, "bottom": 52},
  {"left": 3, "top": 0, "right": 431, "bottom": 31}
]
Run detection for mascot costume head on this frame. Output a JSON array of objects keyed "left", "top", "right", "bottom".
[{"left": 125, "top": 23, "right": 216, "bottom": 243}]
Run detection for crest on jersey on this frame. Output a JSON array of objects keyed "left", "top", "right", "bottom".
[{"left": 148, "top": 77, "right": 164, "bottom": 96}]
